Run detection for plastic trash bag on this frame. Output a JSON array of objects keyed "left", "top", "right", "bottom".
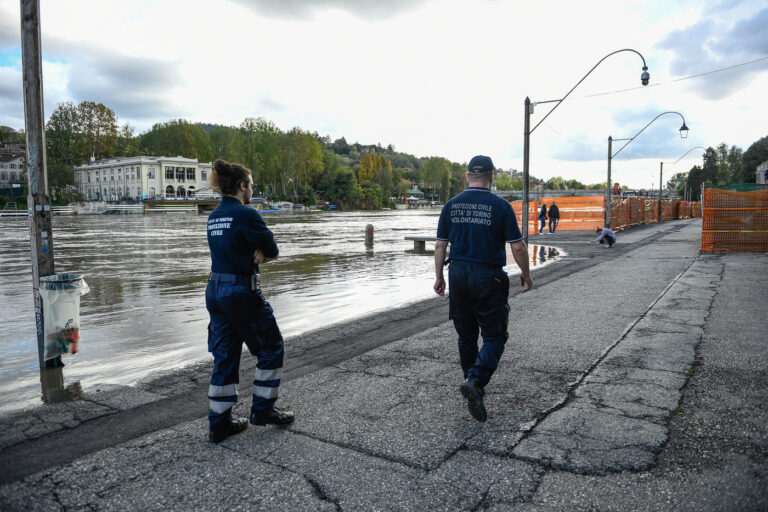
[{"left": 39, "top": 274, "right": 90, "bottom": 360}]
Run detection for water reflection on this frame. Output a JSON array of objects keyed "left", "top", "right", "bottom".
[
  {"left": 0, "top": 211, "right": 565, "bottom": 412},
  {"left": 529, "top": 245, "right": 561, "bottom": 267}
]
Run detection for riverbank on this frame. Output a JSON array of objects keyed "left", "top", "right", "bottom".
[{"left": 1, "top": 219, "right": 766, "bottom": 510}]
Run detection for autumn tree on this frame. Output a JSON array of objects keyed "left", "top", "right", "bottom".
[{"left": 77, "top": 101, "right": 118, "bottom": 160}]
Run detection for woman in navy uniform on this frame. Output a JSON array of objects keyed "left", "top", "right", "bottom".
[{"left": 205, "top": 159, "right": 294, "bottom": 444}]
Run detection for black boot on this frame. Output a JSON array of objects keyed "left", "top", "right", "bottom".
[
  {"left": 250, "top": 407, "right": 295, "bottom": 426},
  {"left": 208, "top": 418, "right": 248, "bottom": 443},
  {"left": 460, "top": 378, "right": 487, "bottom": 422}
]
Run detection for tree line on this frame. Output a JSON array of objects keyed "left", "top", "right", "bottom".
[
  {"left": 10, "top": 99, "right": 768, "bottom": 207},
  {"left": 665, "top": 138, "right": 768, "bottom": 200},
  {"left": 40, "top": 101, "right": 478, "bottom": 208}
]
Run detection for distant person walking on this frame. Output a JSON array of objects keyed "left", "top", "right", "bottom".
[
  {"left": 538, "top": 203, "right": 547, "bottom": 234},
  {"left": 591, "top": 226, "right": 616, "bottom": 248},
  {"left": 205, "top": 159, "right": 294, "bottom": 444},
  {"left": 548, "top": 201, "right": 560, "bottom": 233},
  {"left": 434, "top": 155, "right": 533, "bottom": 422}
]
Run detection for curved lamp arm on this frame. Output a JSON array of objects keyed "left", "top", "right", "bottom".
[
  {"left": 673, "top": 146, "right": 707, "bottom": 164},
  {"left": 612, "top": 111, "right": 687, "bottom": 159},
  {"left": 531, "top": 49, "right": 649, "bottom": 135}
]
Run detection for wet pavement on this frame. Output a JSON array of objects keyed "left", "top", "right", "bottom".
[{"left": 1, "top": 219, "right": 766, "bottom": 511}]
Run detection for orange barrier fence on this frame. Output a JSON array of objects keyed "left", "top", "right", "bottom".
[
  {"left": 661, "top": 199, "right": 679, "bottom": 220},
  {"left": 509, "top": 196, "right": 701, "bottom": 233},
  {"left": 677, "top": 201, "right": 692, "bottom": 219},
  {"left": 643, "top": 199, "right": 659, "bottom": 224},
  {"left": 510, "top": 201, "right": 539, "bottom": 234},
  {"left": 512, "top": 196, "right": 606, "bottom": 232},
  {"left": 701, "top": 188, "right": 768, "bottom": 252}
]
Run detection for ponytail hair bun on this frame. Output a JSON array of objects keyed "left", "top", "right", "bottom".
[{"left": 211, "top": 159, "right": 251, "bottom": 196}]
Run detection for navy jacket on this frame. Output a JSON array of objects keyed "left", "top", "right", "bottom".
[{"left": 207, "top": 197, "right": 278, "bottom": 275}]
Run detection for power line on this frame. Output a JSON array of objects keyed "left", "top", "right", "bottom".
[
  {"left": 584, "top": 55, "right": 768, "bottom": 98},
  {"left": 542, "top": 122, "right": 604, "bottom": 147}
]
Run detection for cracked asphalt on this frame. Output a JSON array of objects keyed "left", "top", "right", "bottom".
[{"left": 1, "top": 218, "right": 766, "bottom": 511}]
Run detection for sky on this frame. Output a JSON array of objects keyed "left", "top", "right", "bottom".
[{"left": 1, "top": 0, "right": 767, "bottom": 189}]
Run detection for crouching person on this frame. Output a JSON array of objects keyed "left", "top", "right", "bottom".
[
  {"left": 591, "top": 226, "right": 616, "bottom": 247},
  {"left": 205, "top": 159, "right": 294, "bottom": 444}
]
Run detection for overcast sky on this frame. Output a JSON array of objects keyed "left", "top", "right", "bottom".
[{"left": 1, "top": 0, "right": 766, "bottom": 188}]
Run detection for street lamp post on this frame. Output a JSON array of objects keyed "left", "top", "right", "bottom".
[
  {"left": 662, "top": 146, "right": 707, "bottom": 205},
  {"left": 605, "top": 111, "right": 689, "bottom": 227},
  {"left": 522, "top": 48, "right": 650, "bottom": 242}
]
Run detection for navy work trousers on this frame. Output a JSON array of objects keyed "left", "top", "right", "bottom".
[
  {"left": 448, "top": 263, "right": 510, "bottom": 387},
  {"left": 549, "top": 218, "right": 559, "bottom": 233},
  {"left": 205, "top": 275, "right": 284, "bottom": 432}
]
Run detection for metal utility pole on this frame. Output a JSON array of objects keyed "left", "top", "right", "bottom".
[
  {"left": 522, "top": 97, "right": 531, "bottom": 242},
  {"left": 21, "top": 0, "right": 56, "bottom": 367},
  {"left": 605, "top": 136, "right": 612, "bottom": 228},
  {"left": 658, "top": 161, "right": 663, "bottom": 222}
]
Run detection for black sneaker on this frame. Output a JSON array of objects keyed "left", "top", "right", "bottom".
[
  {"left": 460, "top": 378, "right": 487, "bottom": 422},
  {"left": 208, "top": 418, "right": 248, "bottom": 443},
  {"left": 250, "top": 407, "right": 295, "bottom": 426}
]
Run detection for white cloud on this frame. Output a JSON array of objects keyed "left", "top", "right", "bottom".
[{"left": 1, "top": 0, "right": 767, "bottom": 188}]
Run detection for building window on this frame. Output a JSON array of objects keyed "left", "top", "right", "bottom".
[
  {"left": 9, "top": 163, "right": 16, "bottom": 169},
  {"left": 186, "top": 167, "right": 195, "bottom": 181},
  {"left": 137, "top": 167, "right": 141, "bottom": 180},
  {"left": 87, "top": 173, "right": 91, "bottom": 183},
  {"left": 149, "top": 187, "right": 155, "bottom": 198},
  {"left": 9, "top": 172, "right": 16, "bottom": 181},
  {"left": 0, "top": 172, "right": 6, "bottom": 180},
  {"left": 118, "top": 169, "right": 122, "bottom": 180},
  {"left": 0, "top": 163, "right": 6, "bottom": 169},
  {"left": 175, "top": 167, "right": 185, "bottom": 182},
  {"left": 165, "top": 166, "right": 174, "bottom": 180},
  {"left": 148, "top": 167, "right": 155, "bottom": 179},
  {"left": 201, "top": 169, "right": 207, "bottom": 181}
]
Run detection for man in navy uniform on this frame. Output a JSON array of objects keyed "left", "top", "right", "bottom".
[
  {"left": 434, "top": 155, "right": 533, "bottom": 422},
  {"left": 205, "top": 159, "right": 293, "bottom": 444}
]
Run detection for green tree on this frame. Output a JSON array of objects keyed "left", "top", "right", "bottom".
[
  {"left": 702, "top": 147, "right": 718, "bottom": 185},
  {"left": 139, "top": 119, "right": 214, "bottom": 162},
  {"left": 46, "top": 101, "right": 83, "bottom": 167},
  {"left": 115, "top": 123, "right": 139, "bottom": 157},
  {"left": 726, "top": 145, "right": 744, "bottom": 184},
  {"left": 420, "top": 157, "right": 450, "bottom": 200},
  {"left": 741, "top": 135, "right": 768, "bottom": 183},
  {"left": 208, "top": 125, "right": 239, "bottom": 162},
  {"left": 495, "top": 174, "right": 512, "bottom": 191},
  {"left": 77, "top": 101, "right": 118, "bottom": 160},
  {"left": 359, "top": 180, "right": 383, "bottom": 209},
  {"left": 449, "top": 162, "right": 466, "bottom": 197}
]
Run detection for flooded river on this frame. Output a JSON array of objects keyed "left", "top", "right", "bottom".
[{"left": 0, "top": 209, "right": 561, "bottom": 412}]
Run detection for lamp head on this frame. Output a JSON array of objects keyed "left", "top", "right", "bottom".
[
  {"left": 679, "top": 122, "right": 689, "bottom": 139},
  {"left": 641, "top": 66, "right": 650, "bottom": 86}
]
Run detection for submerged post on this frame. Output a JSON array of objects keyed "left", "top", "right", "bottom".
[
  {"left": 365, "top": 224, "right": 374, "bottom": 247},
  {"left": 21, "top": 0, "right": 56, "bottom": 367}
]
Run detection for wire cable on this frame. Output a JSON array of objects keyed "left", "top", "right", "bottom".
[{"left": 584, "top": 55, "right": 768, "bottom": 98}]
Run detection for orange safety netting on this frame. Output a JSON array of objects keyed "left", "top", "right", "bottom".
[
  {"left": 677, "top": 201, "right": 692, "bottom": 219},
  {"left": 661, "top": 199, "right": 679, "bottom": 220},
  {"left": 510, "top": 201, "right": 540, "bottom": 233},
  {"left": 701, "top": 188, "right": 768, "bottom": 252},
  {"left": 643, "top": 199, "right": 659, "bottom": 224},
  {"left": 509, "top": 196, "right": 701, "bottom": 233}
]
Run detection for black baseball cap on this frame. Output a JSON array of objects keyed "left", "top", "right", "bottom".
[{"left": 468, "top": 155, "right": 494, "bottom": 173}]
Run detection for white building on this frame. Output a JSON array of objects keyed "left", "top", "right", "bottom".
[
  {"left": 0, "top": 153, "right": 26, "bottom": 188},
  {"left": 757, "top": 160, "right": 768, "bottom": 185},
  {"left": 74, "top": 156, "right": 213, "bottom": 201}
]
